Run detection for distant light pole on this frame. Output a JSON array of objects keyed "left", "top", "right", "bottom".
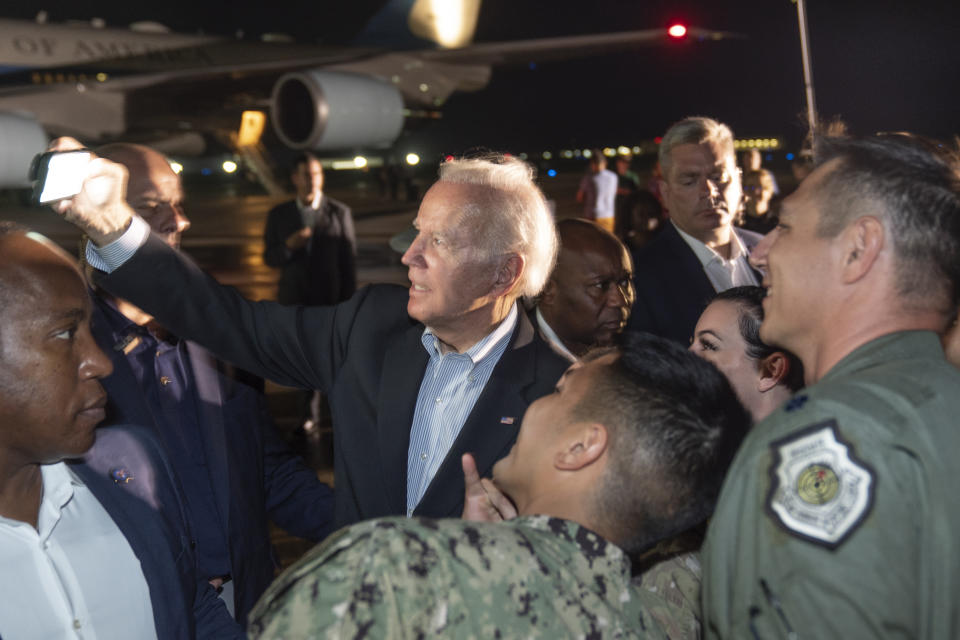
[{"left": 795, "top": 0, "right": 818, "bottom": 132}]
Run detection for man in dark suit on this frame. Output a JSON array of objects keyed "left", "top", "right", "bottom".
[
  {"left": 534, "top": 218, "right": 634, "bottom": 361},
  {"left": 0, "top": 224, "right": 241, "bottom": 639},
  {"left": 262, "top": 152, "right": 357, "bottom": 431},
  {"left": 263, "top": 152, "right": 356, "bottom": 306},
  {"left": 91, "top": 143, "right": 335, "bottom": 625},
  {"left": 54, "top": 147, "right": 569, "bottom": 531},
  {"left": 627, "top": 117, "right": 762, "bottom": 345}
]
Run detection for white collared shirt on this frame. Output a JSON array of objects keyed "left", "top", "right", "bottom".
[
  {"left": 535, "top": 307, "right": 578, "bottom": 363},
  {"left": 0, "top": 462, "right": 157, "bottom": 640},
  {"left": 673, "top": 222, "right": 759, "bottom": 292}
]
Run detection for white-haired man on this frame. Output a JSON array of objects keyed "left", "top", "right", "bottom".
[{"left": 54, "top": 148, "right": 569, "bottom": 529}]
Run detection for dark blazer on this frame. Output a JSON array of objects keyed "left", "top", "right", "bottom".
[
  {"left": 627, "top": 223, "right": 763, "bottom": 345},
  {"left": 90, "top": 296, "right": 335, "bottom": 625},
  {"left": 262, "top": 197, "right": 357, "bottom": 305},
  {"left": 68, "top": 424, "right": 242, "bottom": 639},
  {"left": 96, "top": 234, "right": 570, "bottom": 528}
]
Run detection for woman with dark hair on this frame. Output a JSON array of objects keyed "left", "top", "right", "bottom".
[{"left": 690, "top": 286, "right": 804, "bottom": 422}]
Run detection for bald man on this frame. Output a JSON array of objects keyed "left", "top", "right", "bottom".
[
  {"left": 88, "top": 144, "right": 335, "bottom": 625},
  {"left": 535, "top": 218, "right": 635, "bottom": 360},
  {"left": 0, "top": 222, "right": 240, "bottom": 638}
]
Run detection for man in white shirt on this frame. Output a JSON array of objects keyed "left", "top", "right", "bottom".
[
  {"left": 577, "top": 151, "right": 618, "bottom": 233},
  {"left": 627, "top": 117, "right": 762, "bottom": 345},
  {"left": 0, "top": 223, "right": 240, "bottom": 639}
]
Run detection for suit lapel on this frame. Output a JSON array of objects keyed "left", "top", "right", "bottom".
[
  {"left": 664, "top": 223, "right": 716, "bottom": 301},
  {"left": 375, "top": 323, "right": 429, "bottom": 513},
  {"left": 414, "top": 311, "right": 538, "bottom": 518},
  {"left": 185, "top": 341, "right": 232, "bottom": 531}
]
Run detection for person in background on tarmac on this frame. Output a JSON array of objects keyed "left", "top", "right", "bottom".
[
  {"left": 262, "top": 152, "right": 357, "bottom": 433},
  {"left": 577, "top": 149, "right": 618, "bottom": 233}
]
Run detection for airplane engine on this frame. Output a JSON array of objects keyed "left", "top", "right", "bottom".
[
  {"left": 271, "top": 71, "right": 404, "bottom": 150},
  {"left": 0, "top": 112, "right": 48, "bottom": 188}
]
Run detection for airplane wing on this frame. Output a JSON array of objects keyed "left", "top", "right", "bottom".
[{"left": 0, "top": 0, "right": 740, "bottom": 186}]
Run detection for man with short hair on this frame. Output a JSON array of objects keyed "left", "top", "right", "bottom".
[
  {"left": 536, "top": 218, "right": 635, "bottom": 360},
  {"left": 627, "top": 117, "right": 761, "bottom": 344},
  {"left": 0, "top": 223, "right": 241, "bottom": 639},
  {"left": 263, "top": 152, "right": 356, "bottom": 431},
  {"left": 89, "top": 143, "right": 335, "bottom": 624},
  {"left": 262, "top": 152, "right": 356, "bottom": 307},
  {"left": 247, "top": 333, "right": 751, "bottom": 638},
  {"left": 702, "top": 133, "right": 960, "bottom": 638},
  {"left": 53, "top": 148, "right": 569, "bottom": 528},
  {"left": 577, "top": 151, "right": 618, "bottom": 233}
]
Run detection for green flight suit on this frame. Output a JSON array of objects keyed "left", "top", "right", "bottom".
[
  {"left": 249, "top": 515, "right": 674, "bottom": 639},
  {"left": 702, "top": 331, "right": 960, "bottom": 638}
]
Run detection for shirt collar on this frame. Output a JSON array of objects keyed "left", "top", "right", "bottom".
[
  {"left": 297, "top": 194, "right": 322, "bottom": 211},
  {"left": 673, "top": 221, "right": 748, "bottom": 266},
  {"left": 421, "top": 302, "right": 518, "bottom": 363},
  {"left": 535, "top": 307, "right": 578, "bottom": 362}
]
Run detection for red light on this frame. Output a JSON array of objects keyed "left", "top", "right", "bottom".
[
  {"left": 668, "top": 24, "right": 687, "bottom": 39},
  {"left": 444, "top": 155, "right": 454, "bottom": 162},
  {"left": 654, "top": 136, "right": 663, "bottom": 144}
]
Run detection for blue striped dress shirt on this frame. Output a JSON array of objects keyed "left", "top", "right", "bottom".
[{"left": 405, "top": 303, "right": 518, "bottom": 514}]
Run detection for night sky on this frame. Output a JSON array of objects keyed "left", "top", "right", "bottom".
[{"left": 7, "top": 0, "right": 959, "bottom": 155}]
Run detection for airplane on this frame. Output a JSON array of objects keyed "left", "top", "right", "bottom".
[{"left": 0, "top": 0, "right": 738, "bottom": 187}]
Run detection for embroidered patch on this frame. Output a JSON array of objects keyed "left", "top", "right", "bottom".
[{"left": 766, "top": 421, "right": 874, "bottom": 549}]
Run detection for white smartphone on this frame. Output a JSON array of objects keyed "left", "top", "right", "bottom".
[{"left": 30, "top": 150, "right": 93, "bottom": 204}]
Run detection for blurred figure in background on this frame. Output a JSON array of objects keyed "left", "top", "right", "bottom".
[{"left": 577, "top": 150, "right": 617, "bottom": 233}]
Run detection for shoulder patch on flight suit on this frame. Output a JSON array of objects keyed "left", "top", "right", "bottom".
[{"left": 765, "top": 420, "right": 875, "bottom": 549}]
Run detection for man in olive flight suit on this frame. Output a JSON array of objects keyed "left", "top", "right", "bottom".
[{"left": 702, "top": 133, "right": 960, "bottom": 638}]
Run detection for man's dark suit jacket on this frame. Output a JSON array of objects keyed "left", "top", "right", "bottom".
[
  {"left": 627, "top": 223, "right": 763, "bottom": 345},
  {"left": 95, "top": 234, "right": 569, "bottom": 528},
  {"left": 262, "top": 197, "right": 357, "bottom": 305},
  {"left": 91, "top": 297, "right": 335, "bottom": 625},
  {"left": 68, "top": 424, "right": 242, "bottom": 639}
]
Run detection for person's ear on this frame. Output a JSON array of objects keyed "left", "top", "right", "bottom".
[
  {"left": 757, "top": 352, "right": 788, "bottom": 393},
  {"left": 540, "top": 277, "right": 558, "bottom": 307},
  {"left": 555, "top": 423, "right": 608, "bottom": 470},
  {"left": 841, "top": 216, "right": 884, "bottom": 284},
  {"left": 492, "top": 254, "right": 524, "bottom": 296}
]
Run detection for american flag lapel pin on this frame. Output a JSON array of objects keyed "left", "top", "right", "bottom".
[{"left": 500, "top": 416, "right": 515, "bottom": 425}]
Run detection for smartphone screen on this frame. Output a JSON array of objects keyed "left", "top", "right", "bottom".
[{"left": 34, "top": 151, "right": 92, "bottom": 204}]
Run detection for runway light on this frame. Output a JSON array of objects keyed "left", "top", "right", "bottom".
[
  {"left": 786, "top": 153, "right": 796, "bottom": 161},
  {"left": 168, "top": 161, "right": 183, "bottom": 174},
  {"left": 668, "top": 24, "right": 687, "bottom": 39},
  {"left": 96, "top": 72, "right": 108, "bottom": 82},
  {"left": 444, "top": 155, "right": 454, "bottom": 162},
  {"left": 222, "top": 160, "right": 238, "bottom": 174},
  {"left": 617, "top": 146, "right": 631, "bottom": 156},
  {"left": 418, "top": 83, "right": 429, "bottom": 93},
  {"left": 547, "top": 169, "right": 557, "bottom": 177},
  {"left": 582, "top": 149, "right": 592, "bottom": 158},
  {"left": 353, "top": 156, "right": 367, "bottom": 168},
  {"left": 518, "top": 152, "right": 528, "bottom": 160},
  {"left": 200, "top": 167, "right": 212, "bottom": 176},
  {"left": 405, "top": 153, "right": 420, "bottom": 166},
  {"left": 654, "top": 136, "right": 663, "bottom": 144},
  {"left": 603, "top": 148, "right": 616, "bottom": 157},
  {"left": 542, "top": 151, "right": 553, "bottom": 160},
  {"left": 632, "top": 146, "right": 641, "bottom": 154}
]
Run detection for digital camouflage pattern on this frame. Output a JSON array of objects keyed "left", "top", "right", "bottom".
[
  {"left": 702, "top": 332, "right": 960, "bottom": 639},
  {"left": 249, "top": 515, "right": 673, "bottom": 639},
  {"left": 635, "top": 552, "right": 702, "bottom": 640}
]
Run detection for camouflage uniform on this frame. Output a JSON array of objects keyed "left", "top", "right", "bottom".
[
  {"left": 249, "top": 515, "right": 672, "bottom": 638},
  {"left": 702, "top": 332, "right": 960, "bottom": 638},
  {"left": 635, "top": 552, "right": 702, "bottom": 640}
]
